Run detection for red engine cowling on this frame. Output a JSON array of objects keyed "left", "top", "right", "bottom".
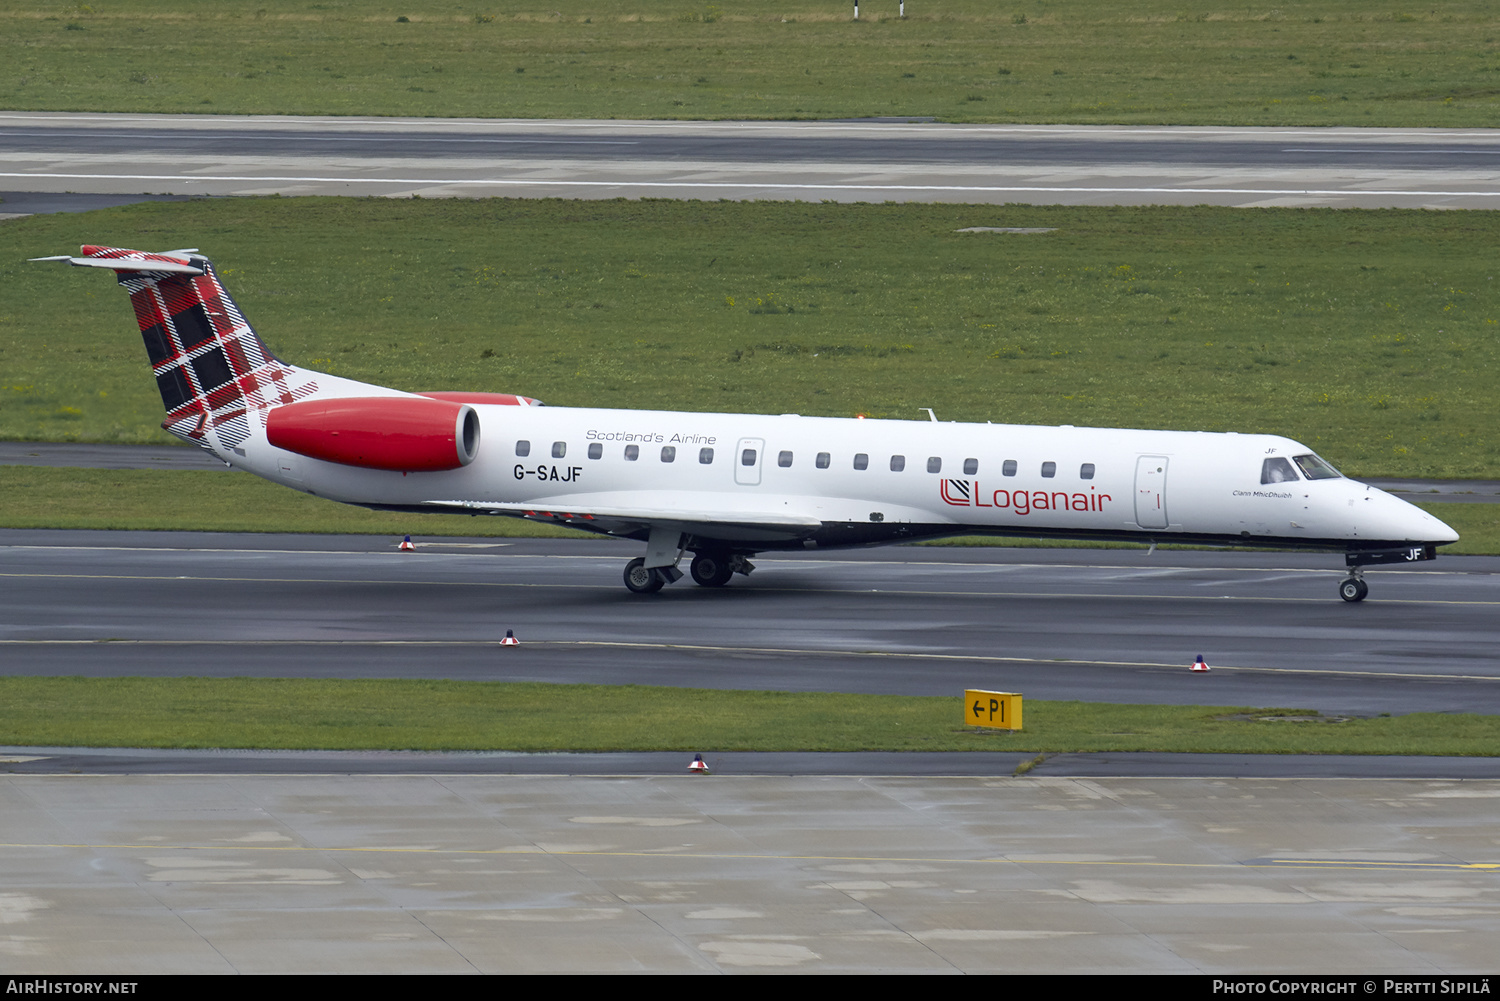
[{"left": 266, "top": 396, "right": 480, "bottom": 472}]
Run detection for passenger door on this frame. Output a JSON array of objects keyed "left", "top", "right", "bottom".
[{"left": 1134, "top": 455, "right": 1169, "bottom": 529}]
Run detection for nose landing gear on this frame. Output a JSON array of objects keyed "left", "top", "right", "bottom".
[
  {"left": 1338, "top": 576, "right": 1369, "bottom": 602},
  {"left": 1339, "top": 545, "right": 1441, "bottom": 603}
]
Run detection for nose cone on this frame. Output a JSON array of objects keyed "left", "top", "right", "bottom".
[
  {"left": 1355, "top": 483, "right": 1459, "bottom": 545},
  {"left": 1418, "top": 505, "right": 1461, "bottom": 544}
]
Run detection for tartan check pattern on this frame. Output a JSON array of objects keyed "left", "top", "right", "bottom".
[{"left": 80, "top": 246, "right": 318, "bottom": 447}]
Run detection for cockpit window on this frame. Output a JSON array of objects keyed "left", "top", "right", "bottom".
[
  {"left": 1293, "top": 453, "right": 1341, "bottom": 480},
  {"left": 1261, "top": 457, "right": 1300, "bottom": 484}
]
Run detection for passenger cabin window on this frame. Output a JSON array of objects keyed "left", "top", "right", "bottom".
[
  {"left": 778, "top": 450, "right": 793, "bottom": 468},
  {"left": 661, "top": 446, "right": 676, "bottom": 463},
  {"left": 927, "top": 457, "right": 942, "bottom": 474},
  {"left": 1262, "top": 457, "right": 1300, "bottom": 484},
  {"left": 515, "top": 440, "right": 531, "bottom": 457},
  {"left": 1294, "top": 454, "right": 1341, "bottom": 480},
  {"left": 587, "top": 443, "right": 602, "bottom": 460},
  {"left": 624, "top": 445, "right": 639, "bottom": 461},
  {"left": 963, "top": 458, "right": 978, "bottom": 476},
  {"left": 552, "top": 441, "right": 566, "bottom": 459},
  {"left": 1080, "top": 463, "right": 1095, "bottom": 480},
  {"left": 890, "top": 455, "right": 906, "bottom": 472},
  {"left": 816, "top": 452, "right": 831, "bottom": 469},
  {"left": 854, "top": 453, "right": 869, "bottom": 470},
  {"left": 1041, "top": 461, "right": 1056, "bottom": 478},
  {"left": 699, "top": 447, "right": 714, "bottom": 464},
  {"left": 741, "top": 448, "right": 757, "bottom": 466},
  {"left": 1002, "top": 460, "right": 1018, "bottom": 477}
]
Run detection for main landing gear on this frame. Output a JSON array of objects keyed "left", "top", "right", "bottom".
[
  {"left": 623, "top": 557, "right": 672, "bottom": 594},
  {"left": 622, "top": 552, "right": 755, "bottom": 593},
  {"left": 689, "top": 552, "right": 735, "bottom": 588}
]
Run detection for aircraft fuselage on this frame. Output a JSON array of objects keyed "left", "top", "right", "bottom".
[{"left": 230, "top": 387, "right": 1454, "bottom": 557}]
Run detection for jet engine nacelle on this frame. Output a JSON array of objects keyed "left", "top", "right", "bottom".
[{"left": 266, "top": 396, "right": 480, "bottom": 472}]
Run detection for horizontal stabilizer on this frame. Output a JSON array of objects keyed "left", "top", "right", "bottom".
[{"left": 30, "top": 254, "right": 204, "bottom": 276}]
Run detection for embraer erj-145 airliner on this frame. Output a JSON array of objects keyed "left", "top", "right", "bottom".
[{"left": 37, "top": 246, "right": 1459, "bottom": 601}]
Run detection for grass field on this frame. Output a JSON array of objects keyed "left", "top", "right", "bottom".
[
  {"left": 4, "top": 1, "right": 1500, "bottom": 126},
  {"left": 1, "top": 678, "right": 1494, "bottom": 755},
  {"left": 0, "top": 465, "right": 579, "bottom": 537},
  {"left": 5, "top": 197, "right": 1500, "bottom": 479}
]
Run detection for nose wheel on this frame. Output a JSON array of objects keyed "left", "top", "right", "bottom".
[{"left": 1338, "top": 577, "right": 1369, "bottom": 602}]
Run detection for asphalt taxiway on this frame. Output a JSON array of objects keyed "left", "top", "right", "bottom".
[
  {"left": 3, "top": 530, "right": 1498, "bottom": 718},
  {"left": 5, "top": 112, "right": 1500, "bottom": 208},
  {"left": 5, "top": 746, "right": 1500, "bottom": 781}
]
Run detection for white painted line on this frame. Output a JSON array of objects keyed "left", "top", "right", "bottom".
[
  {"left": 1282, "top": 147, "right": 1500, "bottom": 155},
  {"left": 0, "top": 545, "right": 1471, "bottom": 575},
  {"left": 4, "top": 113, "right": 1500, "bottom": 140}
]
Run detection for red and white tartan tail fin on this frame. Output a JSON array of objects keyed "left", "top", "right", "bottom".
[{"left": 33, "top": 246, "right": 319, "bottom": 448}]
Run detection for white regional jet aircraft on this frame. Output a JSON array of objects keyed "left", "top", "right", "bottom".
[{"left": 38, "top": 246, "right": 1459, "bottom": 601}]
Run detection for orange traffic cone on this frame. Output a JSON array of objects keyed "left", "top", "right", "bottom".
[
  {"left": 500, "top": 629, "right": 519, "bottom": 647},
  {"left": 399, "top": 535, "right": 416, "bottom": 551},
  {"left": 688, "top": 753, "right": 709, "bottom": 774},
  {"left": 1190, "top": 655, "right": 1210, "bottom": 672}
]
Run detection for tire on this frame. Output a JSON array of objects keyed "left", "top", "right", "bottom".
[
  {"left": 1339, "top": 578, "right": 1368, "bottom": 603},
  {"left": 690, "top": 553, "right": 735, "bottom": 587},
  {"left": 623, "top": 557, "right": 666, "bottom": 594}
]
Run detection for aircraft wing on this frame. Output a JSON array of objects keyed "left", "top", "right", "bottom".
[{"left": 422, "top": 498, "right": 822, "bottom": 543}]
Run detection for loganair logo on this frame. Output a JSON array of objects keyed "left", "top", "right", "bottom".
[{"left": 940, "top": 479, "right": 1112, "bottom": 516}]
